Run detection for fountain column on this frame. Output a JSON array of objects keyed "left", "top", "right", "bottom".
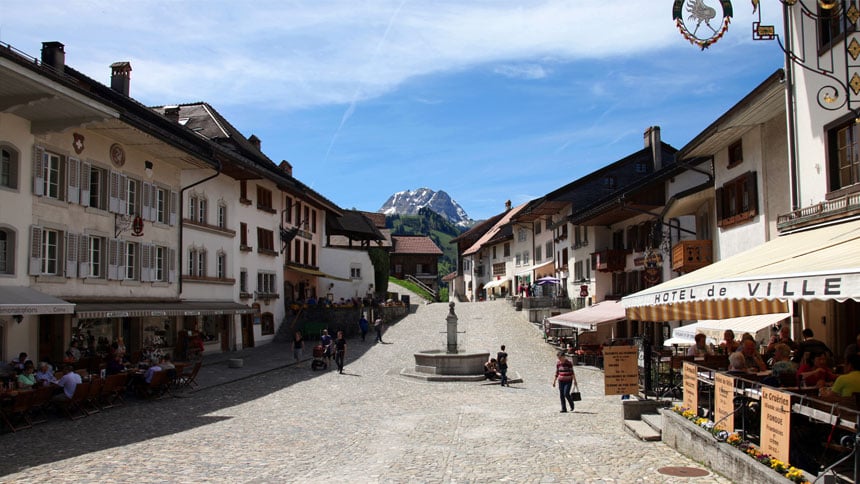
[{"left": 446, "top": 302, "right": 458, "bottom": 354}]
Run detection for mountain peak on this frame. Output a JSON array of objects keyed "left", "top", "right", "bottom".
[{"left": 379, "top": 188, "right": 472, "bottom": 226}]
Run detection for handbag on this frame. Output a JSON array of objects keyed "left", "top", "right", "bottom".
[{"left": 570, "top": 384, "right": 582, "bottom": 402}]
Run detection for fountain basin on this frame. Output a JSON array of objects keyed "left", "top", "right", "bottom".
[{"left": 413, "top": 349, "right": 490, "bottom": 376}]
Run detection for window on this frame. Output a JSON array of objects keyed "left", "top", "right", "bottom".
[
  {"left": 492, "top": 246, "right": 497, "bottom": 259},
  {"left": 217, "top": 204, "right": 226, "bottom": 229},
  {"left": 188, "top": 196, "right": 198, "bottom": 222},
  {"left": 522, "top": 251, "right": 530, "bottom": 265},
  {"left": 303, "top": 241, "right": 309, "bottom": 265},
  {"left": 198, "top": 250, "right": 206, "bottom": 277},
  {"left": 517, "top": 228, "right": 527, "bottom": 242},
  {"left": 0, "top": 228, "right": 14, "bottom": 274},
  {"left": 125, "top": 242, "right": 137, "bottom": 280},
  {"left": 574, "top": 225, "right": 589, "bottom": 249},
  {"left": 515, "top": 253, "right": 521, "bottom": 266},
  {"left": 188, "top": 248, "right": 206, "bottom": 277},
  {"left": 503, "top": 243, "right": 510, "bottom": 257},
  {"left": 257, "top": 228, "right": 275, "bottom": 253},
  {"left": 41, "top": 229, "right": 60, "bottom": 275},
  {"left": 602, "top": 176, "right": 616, "bottom": 189},
  {"left": 188, "top": 195, "right": 208, "bottom": 224},
  {"left": 256, "top": 186, "right": 273, "bottom": 211},
  {"left": 240, "top": 222, "right": 249, "bottom": 248},
  {"left": 89, "top": 236, "right": 104, "bottom": 278},
  {"left": 198, "top": 198, "right": 207, "bottom": 224},
  {"left": 728, "top": 139, "right": 743, "bottom": 168},
  {"left": 311, "top": 244, "right": 316, "bottom": 266},
  {"left": 239, "top": 180, "right": 250, "bottom": 203},
  {"left": 43, "top": 151, "right": 64, "bottom": 200},
  {"left": 284, "top": 197, "right": 293, "bottom": 224},
  {"left": 635, "top": 162, "right": 649, "bottom": 174},
  {"left": 239, "top": 269, "right": 248, "bottom": 293},
  {"left": 350, "top": 267, "right": 361, "bottom": 279},
  {"left": 545, "top": 241, "right": 552, "bottom": 259},
  {"left": 86, "top": 165, "right": 109, "bottom": 210},
  {"left": 257, "top": 271, "right": 276, "bottom": 294},
  {"left": 535, "top": 221, "right": 541, "bottom": 235},
  {"left": 261, "top": 312, "right": 274, "bottom": 336},
  {"left": 216, "top": 251, "right": 226, "bottom": 279},
  {"left": 828, "top": 119, "right": 860, "bottom": 193},
  {"left": 311, "top": 209, "right": 317, "bottom": 233},
  {"left": 535, "top": 245, "right": 542, "bottom": 262},
  {"left": 819, "top": 2, "right": 852, "bottom": 50},
  {"left": 1, "top": 145, "right": 18, "bottom": 189},
  {"left": 154, "top": 246, "right": 166, "bottom": 282},
  {"left": 155, "top": 187, "right": 167, "bottom": 224},
  {"left": 126, "top": 178, "right": 139, "bottom": 216},
  {"left": 716, "top": 171, "right": 758, "bottom": 227}
]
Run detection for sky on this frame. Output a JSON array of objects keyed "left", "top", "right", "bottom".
[{"left": 0, "top": 1, "right": 786, "bottom": 220}]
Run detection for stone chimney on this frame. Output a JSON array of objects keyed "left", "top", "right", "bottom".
[
  {"left": 248, "top": 135, "right": 261, "bottom": 151},
  {"left": 279, "top": 160, "right": 293, "bottom": 177},
  {"left": 110, "top": 62, "right": 132, "bottom": 96},
  {"left": 41, "top": 42, "right": 65, "bottom": 73},
  {"left": 163, "top": 106, "right": 180, "bottom": 123},
  {"left": 644, "top": 126, "right": 662, "bottom": 171},
  {"left": 505, "top": 200, "right": 512, "bottom": 211}
]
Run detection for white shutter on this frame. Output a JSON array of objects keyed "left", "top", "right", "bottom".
[
  {"left": 108, "top": 238, "right": 119, "bottom": 280},
  {"left": 78, "top": 235, "right": 90, "bottom": 278},
  {"left": 142, "top": 182, "right": 152, "bottom": 221},
  {"left": 141, "top": 243, "right": 152, "bottom": 282},
  {"left": 29, "top": 225, "right": 43, "bottom": 275},
  {"left": 67, "top": 157, "right": 81, "bottom": 204},
  {"left": 33, "top": 146, "right": 45, "bottom": 196},
  {"left": 65, "top": 232, "right": 78, "bottom": 278},
  {"left": 169, "top": 190, "right": 178, "bottom": 226},
  {"left": 168, "top": 248, "right": 176, "bottom": 283},
  {"left": 79, "top": 162, "right": 91, "bottom": 207},
  {"left": 120, "top": 174, "right": 128, "bottom": 214},
  {"left": 108, "top": 170, "right": 121, "bottom": 213},
  {"left": 117, "top": 241, "right": 127, "bottom": 280}
]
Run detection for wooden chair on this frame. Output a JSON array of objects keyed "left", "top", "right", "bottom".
[
  {"left": 82, "top": 377, "right": 102, "bottom": 415},
  {"left": 27, "top": 385, "right": 56, "bottom": 424},
  {"left": 99, "top": 373, "right": 128, "bottom": 409},
  {"left": 1, "top": 391, "right": 34, "bottom": 432},
  {"left": 140, "top": 370, "right": 171, "bottom": 400},
  {"left": 176, "top": 361, "right": 202, "bottom": 390},
  {"left": 60, "top": 382, "right": 90, "bottom": 420}
]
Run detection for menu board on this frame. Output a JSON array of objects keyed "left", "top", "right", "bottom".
[
  {"left": 682, "top": 361, "right": 698, "bottom": 412},
  {"left": 714, "top": 373, "right": 735, "bottom": 432},
  {"left": 602, "top": 345, "right": 639, "bottom": 395},
  {"left": 760, "top": 387, "right": 791, "bottom": 463}
]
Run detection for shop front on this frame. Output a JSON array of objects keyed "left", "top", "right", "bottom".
[{"left": 0, "top": 286, "right": 74, "bottom": 363}]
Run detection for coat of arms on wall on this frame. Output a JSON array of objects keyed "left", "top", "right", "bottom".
[{"left": 673, "top": 0, "right": 733, "bottom": 49}]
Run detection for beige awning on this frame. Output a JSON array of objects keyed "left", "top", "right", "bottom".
[
  {"left": 74, "top": 300, "right": 255, "bottom": 319},
  {"left": 286, "top": 264, "right": 350, "bottom": 282},
  {"left": 547, "top": 300, "right": 626, "bottom": 330},
  {"left": 671, "top": 313, "right": 791, "bottom": 344},
  {"left": 483, "top": 278, "right": 509, "bottom": 289},
  {"left": 622, "top": 219, "right": 860, "bottom": 321},
  {"left": 0, "top": 286, "right": 74, "bottom": 315}
]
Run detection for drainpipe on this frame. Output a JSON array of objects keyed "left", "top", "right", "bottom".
[
  {"left": 178, "top": 159, "right": 222, "bottom": 294},
  {"left": 784, "top": 3, "right": 800, "bottom": 211}
]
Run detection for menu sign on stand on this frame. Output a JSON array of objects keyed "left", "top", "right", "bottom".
[
  {"left": 602, "top": 346, "right": 639, "bottom": 396},
  {"left": 682, "top": 362, "right": 698, "bottom": 412},
  {"left": 714, "top": 373, "right": 735, "bottom": 432},
  {"left": 760, "top": 387, "right": 791, "bottom": 462}
]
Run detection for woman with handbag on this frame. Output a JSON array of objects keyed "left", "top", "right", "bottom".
[{"left": 552, "top": 351, "right": 579, "bottom": 413}]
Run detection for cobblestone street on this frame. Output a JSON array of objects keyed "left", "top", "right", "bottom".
[{"left": 0, "top": 300, "right": 731, "bottom": 483}]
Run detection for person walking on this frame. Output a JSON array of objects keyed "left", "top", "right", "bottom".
[
  {"left": 552, "top": 351, "right": 578, "bottom": 412},
  {"left": 358, "top": 314, "right": 370, "bottom": 342},
  {"left": 334, "top": 330, "right": 347, "bottom": 374},
  {"left": 374, "top": 317, "right": 385, "bottom": 343},
  {"left": 293, "top": 331, "right": 304, "bottom": 363},
  {"left": 497, "top": 345, "right": 509, "bottom": 387}
]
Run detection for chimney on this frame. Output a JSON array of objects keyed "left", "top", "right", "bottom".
[
  {"left": 279, "top": 160, "right": 293, "bottom": 177},
  {"left": 110, "top": 61, "right": 132, "bottom": 96},
  {"left": 505, "top": 200, "right": 512, "bottom": 211},
  {"left": 248, "top": 135, "right": 261, "bottom": 151},
  {"left": 644, "top": 126, "right": 662, "bottom": 171},
  {"left": 41, "top": 42, "right": 65, "bottom": 72},
  {"left": 163, "top": 106, "right": 180, "bottom": 123}
]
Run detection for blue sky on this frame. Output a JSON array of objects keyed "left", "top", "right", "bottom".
[{"left": 1, "top": 1, "right": 785, "bottom": 220}]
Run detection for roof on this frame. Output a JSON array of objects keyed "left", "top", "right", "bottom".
[
  {"left": 451, "top": 213, "right": 505, "bottom": 243},
  {"left": 327, "top": 210, "right": 386, "bottom": 241},
  {"left": 441, "top": 271, "right": 458, "bottom": 282},
  {"left": 462, "top": 203, "right": 529, "bottom": 256},
  {"left": 391, "top": 235, "right": 443, "bottom": 255},
  {"left": 364, "top": 212, "right": 387, "bottom": 228}
]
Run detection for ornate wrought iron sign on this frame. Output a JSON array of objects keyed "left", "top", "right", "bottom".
[{"left": 673, "top": 0, "right": 734, "bottom": 49}]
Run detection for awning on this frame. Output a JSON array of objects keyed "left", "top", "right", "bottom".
[
  {"left": 622, "top": 219, "right": 860, "bottom": 321},
  {"left": 547, "top": 300, "right": 626, "bottom": 330},
  {"left": 0, "top": 286, "right": 74, "bottom": 315},
  {"left": 483, "top": 279, "right": 509, "bottom": 289},
  {"left": 534, "top": 260, "right": 555, "bottom": 278},
  {"left": 286, "top": 264, "right": 351, "bottom": 282},
  {"left": 671, "top": 313, "right": 790, "bottom": 344},
  {"left": 74, "top": 300, "right": 255, "bottom": 319}
]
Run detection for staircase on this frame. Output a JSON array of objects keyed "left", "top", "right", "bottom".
[{"left": 622, "top": 398, "right": 666, "bottom": 442}]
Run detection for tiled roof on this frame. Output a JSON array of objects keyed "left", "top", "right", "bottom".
[
  {"left": 391, "top": 235, "right": 443, "bottom": 255},
  {"left": 364, "top": 212, "right": 387, "bottom": 228},
  {"left": 441, "top": 271, "right": 458, "bottom": 282},
  {"left": 462, "top": 202, "right": 529, "bottom": 256}
]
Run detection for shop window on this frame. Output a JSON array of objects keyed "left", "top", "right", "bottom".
[
  {"left": 1, "top": 144, "right": 19, "bottom": 189},
  {"left": 716, "top": 171, "right": 758, "bottom": 228},
  {"left": 261, "top": 312, "right": 274, "bottom": 336}
]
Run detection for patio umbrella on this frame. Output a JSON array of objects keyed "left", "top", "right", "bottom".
[{"left": 536, "top": 276, "right": 561, "bottom": 285}]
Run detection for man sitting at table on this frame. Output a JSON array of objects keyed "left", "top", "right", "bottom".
[
  {"left": 740, "top": 339, "right": 767, "bottom": 372},
  {"left": 687, "top": 334, "right": 713, "bottom": 357},
  {"left": 144, "top": 358, "right": 163, "bottom": 384},
  {"left": 821, "top": 354, "right": 860, "bottom": 401},
  {"left": 727, "top": 352, "right": 748, "bottom": 375},
  {"left": 52, "top": 365, "right": 81, "bottom": 403},
  {"left": 35, "top": 361, "right": 57, "bottom": 386}
]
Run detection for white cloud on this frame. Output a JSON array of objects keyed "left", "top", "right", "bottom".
[{"left": 494, "top": 64, "right": 549, "bottom": 79}]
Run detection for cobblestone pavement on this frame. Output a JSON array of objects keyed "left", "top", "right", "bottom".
[{"left": 0, "top": 300, "right": 732, "bottom": 483}]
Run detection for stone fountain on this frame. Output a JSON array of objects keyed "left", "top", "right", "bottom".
[{"left": 402, "top": 302, "right": 489, "bottom": 382}]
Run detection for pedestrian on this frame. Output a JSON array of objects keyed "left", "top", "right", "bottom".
[
  {"left": 374, "top": 317, "right": 385, "bottom": 343},
  {"left": 321, "top": 329, "right": 333, "bottom": 362},
  {"left": 334, "top": 330, "right": 347, "bottom": 374},
  {"left": 293, "top": 330, "right": 304, "bottom": 362},
  {"left": 358, "top": 313, "right": 369, "bottom": 342},
  {"left": 552, "top": 351, "right": 578, "bottom": 413},
  {"left": 497, "top": 345, "right": 509, "bottom": 386}
]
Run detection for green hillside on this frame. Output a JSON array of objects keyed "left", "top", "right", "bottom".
[{"left": 386, "top": 207, "right": 463, "bottom": 286}]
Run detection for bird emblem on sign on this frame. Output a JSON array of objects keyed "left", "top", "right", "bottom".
[{"left": 672, "top": 0, "right": 733, "bottom": 50}]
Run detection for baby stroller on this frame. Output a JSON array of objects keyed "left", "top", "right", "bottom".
[{"left": 311, "top": 344, "right": 328, "bottom": 371}]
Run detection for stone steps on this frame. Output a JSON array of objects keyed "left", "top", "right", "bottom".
[{"left": 623, "top": 418, "right": 662, "bottom": 441}]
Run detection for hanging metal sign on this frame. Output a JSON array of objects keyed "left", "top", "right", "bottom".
[{"left": 673, "top": 0, "right": 733, "bottom": 49}]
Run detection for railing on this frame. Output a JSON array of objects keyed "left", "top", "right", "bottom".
[
  {"left": 404, "top": 274, "right": 437, "bottom": 300},
  {"left": 592, "top": 249, "right": 629, "bottom": 272},
  {"left": 671, "top": 239, "right": 713, "bottom": 273},
  {"left": 777, "top": 191, "right": 860, "bottom": 232}
]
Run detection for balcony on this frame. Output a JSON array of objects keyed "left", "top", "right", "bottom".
[
  {"left": 671, "top": 239, "right": 713, "bottom": 273},
  {"left": 591, "top": 249, "right": 629, "bottom": 272},
  {"left": 777, "top": 191, "right": 860, "bottom": 233}
]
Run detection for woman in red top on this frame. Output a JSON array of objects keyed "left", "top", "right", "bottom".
[
  {"left": 720, "top": 330, "right": 740, "bottom": 354},
  {"left": 797, "top": 351, "right": 836, "bottom": 387},
  {"left": 552, "top": 351, "right": 578, "bottom": 413}
]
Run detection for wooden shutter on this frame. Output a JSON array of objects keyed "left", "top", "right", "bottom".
[
  {"left": 65, "top": 232, "right": 78, "bottom": 278},
  {"left": 79, "top": 162, "right": 91, "bottom": 207},
  {"left": 108, "top": 239, "right": 119, "bottom": 280},
  {"left": 169, "top": 190, "right": 178, "bottom": 226},
  {"left": 745, "top": 171, "right": 759, "bottom": 215},
  {"left": 119, "top": 174, "right": 128, "bottom": 214},
  {"left": 715, "top": 187, "right": 724, "bottom": 223},
  {"left": 108, "top": 170, "right": 121, "bottom": 213},
  {"left": 142, "top": 182, "right": 152, "bottom": 221},
  {"left": 67, "top": 157, "right": 81, "bottom": 204},
  {"left": 168, "top": 248, "right": 176, "bottom": 283},
  {"left": 32, "top": 146, "right": 45, "bottom": 196},
  {"left": 29, "top": 225, "right": 42, "bottom": 275},
  {"left": 78, "top": 235, "right": 90, "bottom": 278}
]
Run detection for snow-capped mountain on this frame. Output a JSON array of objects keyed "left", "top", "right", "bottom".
[{"left": 379, "top": 188, "right": 473, "bottom": 226}]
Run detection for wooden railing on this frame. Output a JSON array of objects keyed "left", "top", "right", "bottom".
[{"left": 671, "top": 239, "right": 713, "bottom": 273}]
